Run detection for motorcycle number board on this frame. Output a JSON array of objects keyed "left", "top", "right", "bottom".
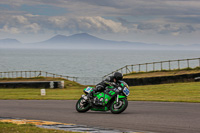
[
  {"left": 85, "top": 87, "right": 92, "bottom": 93},
  {"left": 123, "top": 87, "right": 130, "bottom": 96}
]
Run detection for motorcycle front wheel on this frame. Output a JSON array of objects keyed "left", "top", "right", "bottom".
[
  {"left": 110, "top": 98, "right": 128, "bottom": 114},
  {"left": 76, "top": 97, "right": 90, "bottom": 113}
]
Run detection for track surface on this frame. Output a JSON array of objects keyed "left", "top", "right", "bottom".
[{"left": 0, "top": 100, "right": 200, "bottom": 133}]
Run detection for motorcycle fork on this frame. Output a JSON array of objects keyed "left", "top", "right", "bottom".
[{"left": 116, "top": 95, "right": 119, "bottom": 104}]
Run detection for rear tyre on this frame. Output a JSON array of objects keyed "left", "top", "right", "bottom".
[
  {"left": 110, "top": 98, "right": 128, "bottom": 114},
  {"left": 76, "top": 97, "right": 90, "bottom": 113}
]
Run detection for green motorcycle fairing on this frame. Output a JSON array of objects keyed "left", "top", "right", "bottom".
[{"left": 83, "top": 86, "right": 127, "bottom": 111}]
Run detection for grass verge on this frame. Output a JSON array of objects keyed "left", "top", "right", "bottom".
[
  {"left": 0, "top": 122, "right": 76, "bottom": 133},
  {"left": 128, "top": 82, "right": 200, "bottom": 102},
  {"left": 124, "top": 67, "right": 200, "bottom": 78},
  {"left": 0, "top": 77, "right": 83, "bottom": 89},
  {"left": 0, "top": 82, "right": 200, "bottom": 102}
]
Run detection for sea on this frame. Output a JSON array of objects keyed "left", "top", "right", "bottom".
[{"left": 0, "top": 49, "right": 200, "bottom": 84}]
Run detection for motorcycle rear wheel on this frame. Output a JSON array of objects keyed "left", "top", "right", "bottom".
[
  {"left": 76, "top": 97, "right": 90, "bottom": 113},
  {"left": 110, "top": 98, "right": 128, "bottom": 114}
]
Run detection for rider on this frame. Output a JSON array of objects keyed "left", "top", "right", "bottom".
[{"left": 89, "top": 72, "right": 123, "bottom": 98}]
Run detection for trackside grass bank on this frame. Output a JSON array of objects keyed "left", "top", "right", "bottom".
[
  {"left": 0, "top": 77, "right": 83, "bottom": 88},
  {"left": 123, "top": 67, "right": 200, "bottom": 78},
  {"left": 0, "top": 82, "right": 200, "bottom": 103},
  {"left": 0, "top": 122, "right": 77, "bottom": 133}
]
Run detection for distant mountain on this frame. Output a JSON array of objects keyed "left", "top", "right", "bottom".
[
  {"left": 0, "top": 38, "right": 21, "bottom": 44},
  {"left": 0, "top": 38, "right": 22, "bottom": 48},
  {"left": 41, "top": 33, "right": 113, "bottom": 44},
  {"left": 1, "top": 33, "right": 200, "bottom": 50},
  {"left": 36, "top": 33, "right": 164, "bottom": 49}
]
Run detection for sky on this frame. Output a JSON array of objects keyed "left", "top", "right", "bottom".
[{"left": 0, "top": 0, "right": 200, "bottom": 45}]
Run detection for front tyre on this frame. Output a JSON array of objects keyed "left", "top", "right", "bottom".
[
  {"left": 110, "top": 98, "right": 128, "bottom": 114},
  {"left": 76, "top": 97, "right": 90, "bottom": 113}
]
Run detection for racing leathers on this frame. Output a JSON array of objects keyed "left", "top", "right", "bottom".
[{"left": 89, "top": 76, "right": 119, "bottom": 98}]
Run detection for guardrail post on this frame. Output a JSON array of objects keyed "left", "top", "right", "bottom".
[
  {"left": 169, "top": 61, "right": 171, "bottom": 70},
  {"left": 199, "top": 58, "right": 200, "bottom": 67},
  {"left": 187, "top": 59, "right": 190, "bottom": 68},
  {"left": 178, "top": 60, "right": 180, "bottom": 69},
  {"left": 161, "top": 62, "right": 163, "bottom": 70},
  {"left": 131, "top": 65, "right": 133, "bottom": 72},
  {"left": 146, "top": 63, "right": 148, "bottom": 72},
  {"left": 45, "top": 72, "right": 48, "bottom": 78},
  {"left": 139, "top": 64, "right": 141, "bottom": 72}
]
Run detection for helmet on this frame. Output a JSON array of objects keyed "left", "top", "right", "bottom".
[{"left": 113, "top": 72, "right": 123, "bottom": 81}]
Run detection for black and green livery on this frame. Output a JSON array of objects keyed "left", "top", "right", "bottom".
[{"left": 76, "top": 81, "right": 130, "bottom": 114}]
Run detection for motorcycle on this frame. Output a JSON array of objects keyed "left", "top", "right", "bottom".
[{"left": 76, "top": 81, "right": 130, "bottom": 114}]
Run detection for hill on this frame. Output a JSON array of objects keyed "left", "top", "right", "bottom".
[
  {"left": 0, "top": 38, "right": 22, "bottom": 48},
  {"left": 0, "top": 33, "right": 200, "bottom": 49},
  {"left": 0, "top": 38, "right": 21, "bottom": 44},
  {"left": 33, "top": 33, "right": 166, "bottom": 49}
]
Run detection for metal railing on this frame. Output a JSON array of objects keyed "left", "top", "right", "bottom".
[
  {"left": 103, "top": 57, "right": 200, "bottom": 78},
  {"left": 1, "top": 57, "right": 200, "bottom": 85},
  {"left": 0, "top": 71, "right": 78, "bottom": 82},
  {"left": 0, "top": 71, "right": 102, "bottom": 85}
]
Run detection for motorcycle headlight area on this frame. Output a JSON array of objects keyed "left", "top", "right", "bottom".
[{"left": 118, "top": 87, "right": 122, "bottom": 91}]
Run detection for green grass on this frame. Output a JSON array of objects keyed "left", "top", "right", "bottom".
[
  {"left": 0, "top": 77, "right": 83, "bottom": 89},
  {"left": 0, "top": 88, "right": 83, "bottom": 100},
  {"left": 0, "top": 122, "right": 77, "bottom": 133},
  {"left": 128, "top": 82, "right": 200, "bottom": 102},
  {"left": 125, "top": 66, "right": 200, "bottom": 75},
  {"left": 124, "top": 66, "right": 200, "bottom": 78},
  {"left": 0, "top": 82, "right": 200, "bottom": 102}
]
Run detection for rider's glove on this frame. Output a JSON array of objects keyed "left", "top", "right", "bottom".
[
  {"left": 88, "top": 91, "right": 94, "bottom": 99},
  {"left": 110, "top": 82, "right": 117, "bottom": 86}
]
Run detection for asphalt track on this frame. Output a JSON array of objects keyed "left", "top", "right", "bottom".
[{"left": 0, "top": 100, "right": 200, "bottom": 133}]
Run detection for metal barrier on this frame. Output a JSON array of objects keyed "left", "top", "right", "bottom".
[
  {"left": 1, "top": 57, "right": 200, "bottom": 85},
  {"left": 103, "top": 57, "right": 200, "bottom": 78},
  {"left": 0, "top": 71, "right": 101, "bottom": 85},
  {"left": 0, "top": 71, "right": 78, "bottom": 82}
]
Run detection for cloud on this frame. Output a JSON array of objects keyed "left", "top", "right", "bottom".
[
  {"left": 1, "top": 0, "right": 200, "bottom": 45},
  {"left": 0, "top": 14, "right": 127, "bottom": 34},
  {"left": 48, "top": 16, "right": 128, "bottom": 34},
  {"left": 0, "top": 15, "right": 41, "bottom": 34},
  {"left": 0, "top": 25, "right": 21, "bottom": 34},
  {"left": 2, "top": 0, "right": 200, "bottom": 16},
  {"left": 12, "top": 16, "right": 28, "bottom": 24},
  {"left": 1, "top": 13, "right": 197, "bottom": 36},
  {"left": 166, "top": 15, "right": 200, "bottom": 24}
]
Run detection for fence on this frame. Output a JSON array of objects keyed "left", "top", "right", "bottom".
[
  {"left": 103, "top": 57, "right": 200, "bottom": 78},
  {"left": 0, "top": 71, "right": 102, "bottom": 85},
  {"left": 1, "top": 58, "right": 200, "bottom": 85},
  {"left": 0, "top": 71, "right": 78, "bottom": 82}
]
